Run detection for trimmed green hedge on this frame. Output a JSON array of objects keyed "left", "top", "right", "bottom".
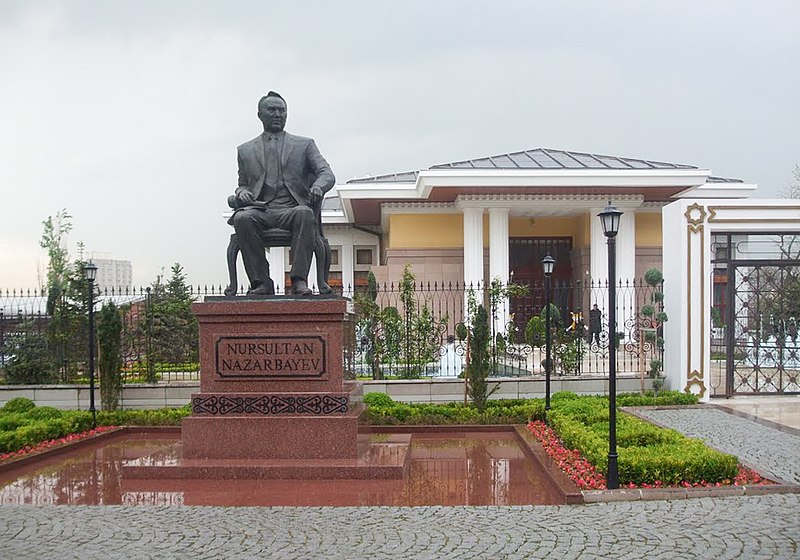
[
  {"left": 361, "top": 391, "right": 698, "bottom": 427},
  {"left": 546, "top": 393, "right": 737, "bottom": 485},
  {"left": 0, "top": 403, "right": 192, "bottom": 454},
  {"left": 94, "top": 405, "right": 191, "bottom": 427},
  {"left": 0, "top": 410, "right": 95, "bottom": 453},
  {"left": 616, "top": 391, "right": 699, "bottom": 407},
  {"left": 362, "top": 398, "right": 546, "bottom": 425}
]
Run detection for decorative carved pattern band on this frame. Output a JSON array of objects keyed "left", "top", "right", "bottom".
[
  {"left": 684, "top": 204, "right": 706, "bottom": 395},
  {"left": 192, "top": 394, "right": 349, "bottom": 415}
]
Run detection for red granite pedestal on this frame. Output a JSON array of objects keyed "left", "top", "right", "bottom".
[{"left": 124, "top": 296, "right": 410, "bottom": 480}]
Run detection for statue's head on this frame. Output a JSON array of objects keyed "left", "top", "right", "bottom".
[{"left": 258, "top": 91, "right": 287, "bottom": 133}]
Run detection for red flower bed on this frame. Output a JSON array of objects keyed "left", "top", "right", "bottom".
[
  {"left": 528, "top": 420, "right": 606, "bottom": 490},
  {"left": 526, "top": 420, "right": 772, "bottom": 490},
  {"left": 0, "top": 426, "right": 119, "bottom": 464}
]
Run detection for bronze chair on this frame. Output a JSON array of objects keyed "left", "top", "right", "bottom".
[{"left": 224, "top": 195, "right": 332, "bottom": 296}]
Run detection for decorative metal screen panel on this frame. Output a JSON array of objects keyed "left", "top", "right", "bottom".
[
  {"left": 728, "top": 264, "right": 800, "bottom": 395},
  {"left": 712, "top": 232, "right": 800, "bottom": 396}
]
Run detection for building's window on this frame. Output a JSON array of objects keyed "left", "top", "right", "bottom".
[
  {"left": 356, "top": 249, "right": 373, "bottom": 265},
  {"left": 290, "top": 248, "right": 339, "bottom": 269}
]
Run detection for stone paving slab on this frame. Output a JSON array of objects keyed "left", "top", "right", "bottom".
[
  {"left": 0, "top": 496, "right": 798, "bottom": 559},
  {"left": 2, "top": 405, "right": 800, "bottom": 558},
  {"left": 632, "top": 406, "right": 800, "bottom": 484}
]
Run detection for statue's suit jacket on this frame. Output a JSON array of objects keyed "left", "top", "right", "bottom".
[{"left": 235, "top": 132, "right": 335, "bottom": 207}]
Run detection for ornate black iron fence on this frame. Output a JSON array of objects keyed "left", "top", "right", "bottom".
[
  {"left": 0, "top": 279, "right": 663, "bottom": 384},
  {"left": 350, "top": 279, "right": 664, "bottom": 379},
  {"left": 0, "top": 286, "right": 218, "bottom": 384}
]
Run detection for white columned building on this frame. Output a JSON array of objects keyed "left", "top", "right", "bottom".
[{"left": 333, "top": 147, "right": 759, "bottom": 382}]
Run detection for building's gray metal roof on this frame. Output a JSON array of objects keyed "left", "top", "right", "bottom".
[
  {"left": 347, "top": 148, "right": 742, "bottom": 183},
  {"left": 348, "top": 170, "right": 420, "bottom": 184},
  {"left": 706, "top": 176, "right": 744, "bottom": 183}
]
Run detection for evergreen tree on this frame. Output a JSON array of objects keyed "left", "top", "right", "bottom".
[
  {"left": 145, "top": 263, "right": 198, "bottom": 378},
  {"left": 97, "top": 302, "right": 123, "bottom": 410},
  {"left": 5, "top": 321, "right": 55, "bottom": 384},
  {"left": 466, "top": 305, "right": 497, "bottom": 411}
]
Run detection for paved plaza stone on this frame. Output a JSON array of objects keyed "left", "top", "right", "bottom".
[
  {"left": 0, "top": 406, "right": 798, "bottom": 559},
  {"left": 0, "top": 495, "right": 798, "bottom": 559}
]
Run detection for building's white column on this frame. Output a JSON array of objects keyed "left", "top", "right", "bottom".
[
  {"left": 662, "top": 200, "right": 711, "bottom": 401},
  {"left": 268, "top": 247, "right": 286, "bottom": 294},
  {"left": 463, "top": 207, "right": 484, "bottom": 314},
  {"left": 616, "top": 211, "right": 636, "bottom": 283},
  {"left": 589, "top": 207, "right": 608, "bottom": 285},
  {"left": 589, "top": 207, "right": 636, "bottom": 343},
  {"left": 309, "top": 256, "right": 319, "bottom": 293},
  {"left": 341, "top": 242, "right": 354, "bottom": 298},
  {"left": 616, "top": 211, "right": 636, "bottom": 342},
  {"left": 489, "top": 208, "right": 510, "bottom": 336}
]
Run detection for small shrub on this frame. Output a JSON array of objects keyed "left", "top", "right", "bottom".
[
  {"left": 2, "top": 397, "right": 36, "bottom": 414},
  {"left": 551, "top": 391, "right": 580, "bottom": 403},
  {"left": 363, "top": 392, "right": 394, "bottom": 407},
  {"left": 644, "top": 268, "right": 664, "bottom": 286},
  {"left": 524, "top": 316, "right": 545, "bottom": 347},
  {"left": 26, "top": 406, "right": 63, "bottom": 421}
]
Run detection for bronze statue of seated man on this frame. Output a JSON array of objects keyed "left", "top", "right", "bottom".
[{"left": 229, "top": 91, "right": 335, "bottom": 297}]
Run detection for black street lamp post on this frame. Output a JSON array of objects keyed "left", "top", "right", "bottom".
[
  {"left": 542, "top": 254, "right": 555, "bottom": 411},
  {"left": 83, "top": 262, "right": 98, "bottom": 429},
  {"left": 598, "top": 201, "right": 622, "bottom": 490}
]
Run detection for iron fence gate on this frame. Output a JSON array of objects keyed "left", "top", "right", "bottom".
[{"left": 710, "top": 232, "right": 800, "bottom": 396}]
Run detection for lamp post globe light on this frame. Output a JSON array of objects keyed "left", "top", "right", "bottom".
[
  {"left": 542, "top": 254, "right": 555, "bottom": 411},
  {"left": 598, "top": 201, "right": 622, "bottom": 490},
  {"left": 83, "top": 261, "right": 98, "bottom": 429}
]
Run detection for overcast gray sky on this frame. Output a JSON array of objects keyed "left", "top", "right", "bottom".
[{"left": 1, "top": 0, "right": 798, "bottom": 288}]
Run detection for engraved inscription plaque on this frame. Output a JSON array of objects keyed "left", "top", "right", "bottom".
[{"left": 214, "top": 335, "right": 327, "bottom": 379}]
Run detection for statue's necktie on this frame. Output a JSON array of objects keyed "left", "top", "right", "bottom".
[{"left": 264, "top": 135, "right": 279, "bottom": 201}]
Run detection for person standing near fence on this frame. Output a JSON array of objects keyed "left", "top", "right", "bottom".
[{"left": 588, "top": 303, "right": 602, "bottom": 345}]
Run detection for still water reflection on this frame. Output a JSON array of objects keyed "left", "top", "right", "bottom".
[{"left": 0, "top": 432, "right": 563, "bottom": 506}]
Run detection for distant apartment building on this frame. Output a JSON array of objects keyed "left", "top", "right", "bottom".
[{"left": 90, "top": 258, "right": 133, "bottom": 292}]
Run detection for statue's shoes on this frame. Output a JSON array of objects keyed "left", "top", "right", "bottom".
[
  {"left": 291, "top": 280, "right": 312, "bottom": 296},
  {"left": 247, "top": 280, "right": 275, "bottom": 296}
]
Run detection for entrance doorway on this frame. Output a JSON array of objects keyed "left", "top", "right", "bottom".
[{"left": 509, "top": 238, "right": 573, "bottom": 339}]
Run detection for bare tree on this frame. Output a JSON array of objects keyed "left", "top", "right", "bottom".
[{"left": 783, "top": 164, "right": 800, "bottom": 198}]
